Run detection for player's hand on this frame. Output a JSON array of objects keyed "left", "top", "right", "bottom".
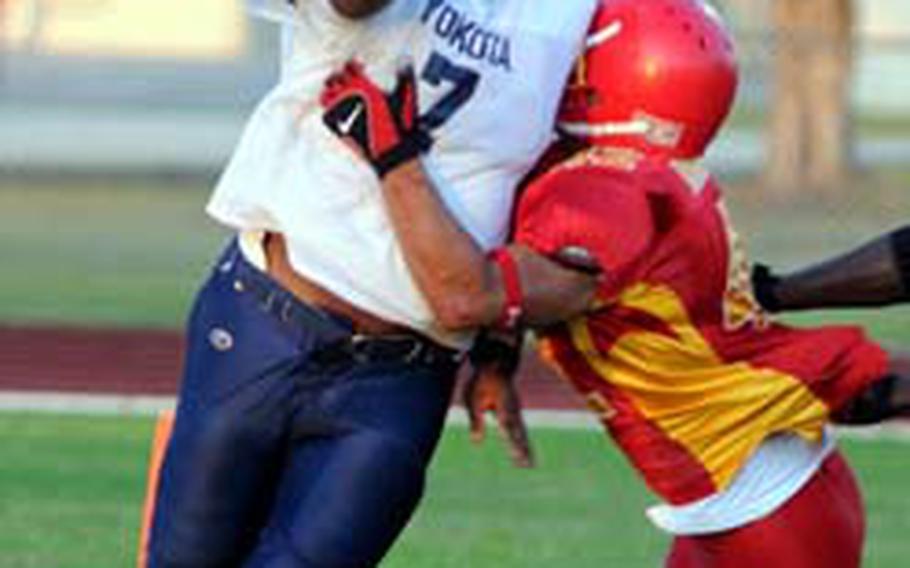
[
  {"left": 321, "top": 60, "right": 432, "bottom": 178},
  {"left": 463, "top": 330, "right": 535, "bottom": 468}
]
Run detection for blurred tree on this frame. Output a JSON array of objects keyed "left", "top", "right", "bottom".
[
  {"left": 0, "top": 0, "right": 6, "bottom": 88},
  {"left": 767, "top": 0, "right": 855, "bottom": 195}
]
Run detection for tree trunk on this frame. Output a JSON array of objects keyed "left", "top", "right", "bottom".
[
  {"left": 766, "top": 0, "right": 854, "bottom": 196},
  {"left": 767, "top": 0, "right": 808, "bottom": 193}
]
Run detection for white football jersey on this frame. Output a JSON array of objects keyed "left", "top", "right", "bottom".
[{"left": 209, "top": 0, "right": 597, "bottom": 347}]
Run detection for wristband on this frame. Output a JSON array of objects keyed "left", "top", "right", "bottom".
[
  {"left": 750, "top": 263, "right": 782, "bottom": 313},
  {"left": 375, "top": 128, "right": 433, "bottom": 179},
  {"left": 489, "top": 248, "right": 524, "bottom": 330},
  {"left": 891, "top": 226, "right": 910, "bottom": 297}
]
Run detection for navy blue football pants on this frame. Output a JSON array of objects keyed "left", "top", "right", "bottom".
[{"left": 147, "top": 242, "right": 458, "bottom": 567}]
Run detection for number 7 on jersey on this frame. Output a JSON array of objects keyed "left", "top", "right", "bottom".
[{"left": 419, "top": 52, "right": 480, "bottom": 131}]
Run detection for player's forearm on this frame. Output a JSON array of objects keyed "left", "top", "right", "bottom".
[
  {"left": 773, "top": 238, "right": 902, "bottom": 310},
  {"left": 382, "top": 161, "right": 501, "bottom": 329},
  {"left": 753, "top": 226, "right": 910, "bottom": 312},
  {"left": 513, "top": 245, "right": 598, "bottom": 326},
  {"left": 382, "top": 161, "right": 596, "bottom": 331}
]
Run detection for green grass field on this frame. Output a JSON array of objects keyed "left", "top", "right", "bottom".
[
  {"left": 0, "top": 182, "right": 227, "bottom": 328},
  {"left": 0, "top": 413, "right": 909, "bottom": 568}
]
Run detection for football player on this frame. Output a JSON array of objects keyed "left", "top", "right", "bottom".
[
  {"left": 141, "top": 0, "right": 602, "bottom": 566},
  {"left": 320, "top": 0, "right": 910, "bottom": 566}
]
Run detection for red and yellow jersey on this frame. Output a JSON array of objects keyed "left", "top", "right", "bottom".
[{"left": 514, "top": 149, "right": 889, "bottom": 505}]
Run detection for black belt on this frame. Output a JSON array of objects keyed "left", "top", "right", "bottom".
[
  {"left": 312, "top": 334, "right": 462, "bottom": 369},
  {"left": 228, "top": 242, "right": 462, "bottom": 369}
]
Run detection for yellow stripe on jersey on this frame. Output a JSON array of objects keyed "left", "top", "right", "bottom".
[{"left": 569, "top": 283, "right": 829, "bottom": 490}]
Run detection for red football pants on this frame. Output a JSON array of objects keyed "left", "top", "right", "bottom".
[{"left": 666, "top": 451, "right": 865, "bottom": 568}]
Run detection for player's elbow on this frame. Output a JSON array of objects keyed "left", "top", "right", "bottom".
[
  {"left": 328, "top": 0, "right": 390, "bottom": 19},
  {"left": 429, "top": 292, "right": 492, "bottom": 332}
]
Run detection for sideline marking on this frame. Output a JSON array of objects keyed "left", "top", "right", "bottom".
[
  {"left": 2, "top": 391, "right": 909, "bottom": 442},
  {"left": 0, "top": 391, "right": 175, "bottom": 416},
  {"left": 0, "top": 391, "right": 600, "bottom": 428}
]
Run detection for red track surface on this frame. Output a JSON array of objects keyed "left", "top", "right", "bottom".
[{"left": 0, "top": 326, "right": 586, "bottom": 410}]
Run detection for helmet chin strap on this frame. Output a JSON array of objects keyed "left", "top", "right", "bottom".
[{"left": 557, "top": 119, "right": 651, "bottom": 139}]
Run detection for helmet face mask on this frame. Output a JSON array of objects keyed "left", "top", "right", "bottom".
[{"left": 557, "top": 0, "right": 739, "bottom": 160}]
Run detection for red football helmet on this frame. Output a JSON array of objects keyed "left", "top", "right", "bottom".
[{"left": 558, "top": 0, "right": 738, "bottom": 159}]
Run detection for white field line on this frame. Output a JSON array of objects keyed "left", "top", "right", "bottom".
[
  {"left": 2, "top": 390, "right": 910, "bottom": 442},
  {"left": 0, "top": 391, "right": 597, "bottom": 426},
  {"left": 0, "top": 391, "right": 176, "bottom": 416}
]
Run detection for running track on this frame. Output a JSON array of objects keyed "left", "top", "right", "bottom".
[{"left": 0, "top": 325, "right": 586, "bottom": 410}]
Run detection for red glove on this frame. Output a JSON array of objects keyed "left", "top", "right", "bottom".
[{"left": 321, "top": 60, "right": 432, "bottom": 178}]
